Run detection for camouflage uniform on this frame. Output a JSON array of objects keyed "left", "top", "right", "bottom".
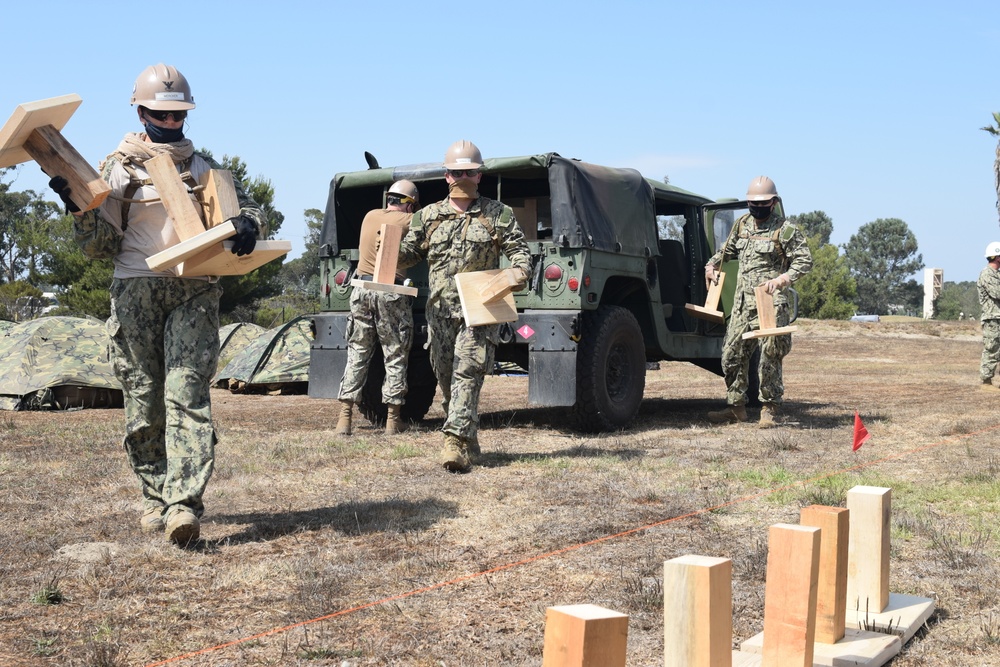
[
  {"left": 75, "top": 135, "right": 266, "bottom": 521},
  {"left": 978, "top": 264, "right": 1000, "bottom": 382},
  {"left": 338, "top": 208, "right": 415, "bottom": 406},
  {"left": 709, "top": 212, "right": 812, "bottom": 406},
  {"left": 398, "top": 197, "right": 530, "bottom": 442}
]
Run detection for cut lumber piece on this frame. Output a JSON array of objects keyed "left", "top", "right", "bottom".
[
  {"left": 349, "top": 278, "right": 418, "bottom": 296},
  {"left": 351, "top": 223, "right": 418, "bottom": 296},
  {"left": 178, "top": 240, "right": 291, "bottom": 277},
  {"left": 801, "top": 505, "right": 850, "bottom": 644},
  {"left": 144, "top": 152, "right": 206, "bottom": 241},
  {"left": 844, "top": 592, "right": 934, "bottom": 646},
  {"left": 761, "top": 523, "right": 821, "bottom": 667},
  {"left": 0, "top": 94, "right": 110, "bottom": 211},
  {"left": 685, "top": 272, "right": 726, "bottom": 323},
  {"left": 145, "top": 223, "right": 235, "bottom": 272},
  {"left": 479, "top": 268, "right": 519, "bottom": 305},
  {"left": 455, "top": 268, "right": 518, "bottom": 327},
  {"left": 663, "top": 555, "right": 732, "bottom": 667},
  {"left": 199, "top": 169, "right": 240, "bottom": 228},
  {"left": 741, "top": 285, "right": 797, "bottom": 340},
  {"left": 846, "top": 486, "right": 891, "bottom": 614},
  {"left": 741, "top": 627, "right": 901, "bottom": 666},
  {"left": 541, "top": 604, "right": 628, "bottom": 667}
]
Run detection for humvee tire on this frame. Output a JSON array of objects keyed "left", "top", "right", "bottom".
[
  {"left": 573, "top": 305, "right": 646, "bottom": 432},
  {"left": 358, "top": 346, "right": 437, "bottom": 425}
]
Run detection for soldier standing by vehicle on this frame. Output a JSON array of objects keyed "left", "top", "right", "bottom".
[
  {"left": 397, "top": 140, "right": 531, "bottom": 472},
  {"left": 703, "top": 176, "right": 812, "bottom": 427},
  {"left": 978, "top": 241, "right": 1000, "bottom": 390},
  {"left": 48, "top": 63, "right": 265, "bottom": 544},
  {"left": 335, "top": 180, "right": 420, "bottom": 435}
]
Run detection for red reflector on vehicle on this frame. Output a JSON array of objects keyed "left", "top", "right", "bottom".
[
  {"left": 334, "top": 270, "right": 348, "bottom": 286},
  {"left": 567, "top": 277, "right": 579, "bottom": 291},
  {"left": 583, "top": 274, "right": 591, "bottom": 288},
  {"left": 544, "top": 264, "right": 562, "bottom": 280}
]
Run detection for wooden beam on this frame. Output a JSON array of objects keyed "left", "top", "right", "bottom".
[
  {"left": 846, "top": 486, "right": 891, "bottom": 614},
  {"left": 145, "top": 223, "right": 236, "bottom": 272},
  {"left": 178, "top": 240, "right": 291, "bottom": 277},
  {"left": 455, "top": 269, "right": 518, "bottom": 327},
  {"left": 144, "top": 153, "right": 206, "bottom": 241},
  {"left": 663, "top": 555, "right": 732, "bottom": 667},
  {"left": 198, "top": 169, "right": 240, "bottom": 228},
  {"left": 741, "top": 285, "right": 798, "bottom": 340},
  {"left": 479, "top": 269, "right": 519, "bottom": 305},
  {"left": 542, "top": 604, "right": 628, "bottom": 667},
  {"left": 761, "top": 524, "right": 820, "bottom": 667},
  {"left": 685, "top": 272, "right": 726, "bottom": 323},
  {"left": 800, "top": 505, "right": 850, "bottom": 644},
  {"left": 373, "top": 223, "right": 404, "bottom": 285}
]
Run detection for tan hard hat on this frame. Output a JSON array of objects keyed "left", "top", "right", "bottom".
[
  {"left": 131, "top": 64, "right": 196, "bottom": 110},
  {"left": 443, "top": 140, "right": 483, "bottom": 170},
  {"left": 388, "top": 179, "right": 419, "bottom": 204},
  {"left": 746, "top": 176, "right": 778, "bottom": 202}
]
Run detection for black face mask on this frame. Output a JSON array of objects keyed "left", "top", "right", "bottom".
[
  {"left": 749, "top": 204, "right": 772, "bottom": 220},
  {"left": 143, "top": 116, "right": 185, "bottom": 144}
]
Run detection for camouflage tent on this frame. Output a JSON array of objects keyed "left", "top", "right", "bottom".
[
  {"left": 214, "top": 316, "right": 311, "bottom": 394},
  {"left": 0, "top": 316, "right": 123, "bottom": 410},
  {"left": 218, "top": 322, "right": 267, "bottom": 371}
]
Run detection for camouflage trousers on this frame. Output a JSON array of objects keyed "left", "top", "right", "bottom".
[
  {"left": 108, "top": 277, "right": 221, "bottom": 518},
  {"left": 722, "top": 302, "right": 792, "bottom": 406},
  {"left": 981, "top": 319, "right": 1000, "bottom": 382},
  {"left": 427, "top": 313, "right": 497, "bottom": 442},
  {"left": 338, "top": 287, "right": 414, "bottom": 405}
]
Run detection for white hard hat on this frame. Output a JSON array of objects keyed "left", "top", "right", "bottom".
[{"left": 986, "top": 241, "right": 1000, "bottom": 258}]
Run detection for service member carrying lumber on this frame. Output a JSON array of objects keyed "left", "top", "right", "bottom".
[{"left": 978, "top": 241, "right": 1000, "bottom": 390}]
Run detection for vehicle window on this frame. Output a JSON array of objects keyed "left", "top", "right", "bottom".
[{"left": 657, "top": 215, "right": 685, "bottom": 242}]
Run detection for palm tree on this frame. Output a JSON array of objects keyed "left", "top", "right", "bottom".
[{"left": 982, "top": 111, "right": 1000, "bottom": 225}]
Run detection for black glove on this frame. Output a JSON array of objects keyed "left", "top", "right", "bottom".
[
  {"left": 48, "top": 176, "right": 80, "bottom": 214},
  {"left": 230, "top": 216, "right": 258, "bottom": 256}
]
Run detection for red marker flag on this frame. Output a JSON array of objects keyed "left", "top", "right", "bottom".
[{"left": 853, "top": 411, "right": 870, "bottom": 451}]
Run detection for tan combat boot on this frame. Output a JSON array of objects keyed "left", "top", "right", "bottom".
[
  {"left": 982, "top": 380, "right": 997, "bottom": 392},
  {"left": 707, "top": 404, "right": 747, "bottom": 424},
  {"left": 335, "top": 400, "right": 353, "bottom": 435},
  {"left": 440, "top": 433, "right": 471, "bottom": 472},
  {"left": 385, "top": 404, "right": 408, "bottom": 435},
  {"left": 164, "top": 508, "right": 200, "bottom": 545},
  {"left": 140, "top": 505, "right": 165, "bottom": 534},
  {"left": 759, "top": 402, "right": 780, "bottom": 428}
]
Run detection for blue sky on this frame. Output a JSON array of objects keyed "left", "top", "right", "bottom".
[{"left": 2, "top": 1, "right": 998, "bottom": 283}]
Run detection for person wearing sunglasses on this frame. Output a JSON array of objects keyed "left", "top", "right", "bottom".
[
  {"left": 704, "top": 176, "right": 812, "bottom": 428},
  {"left": 397, "top": 140, "right": 531, "bottom": 472},
  {"left": 335, "top": 180, "right": 421, "bottom": 436},
  {"left": 47, "top": 63, "right": 268, "bottom": 545}
]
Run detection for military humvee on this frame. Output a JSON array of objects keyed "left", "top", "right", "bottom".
[{"left": 309, "top": 152, "right": 735, "bottom": 432}]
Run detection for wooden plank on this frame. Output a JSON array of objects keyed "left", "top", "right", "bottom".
[
  {"left": 761, "top": 524, "right": 821, "bottom": 667},
  {"left": 350, "top": 278, "right": 417, "bottom": 297},
  {"left": 479, "top": 269, "right": 519, "bottom": 305},
  {"left": 801, "top": 506, "right": 850, "bottom": 644},
  {"left": 846, "top": 487, "right": 891, "bottom": 614},
  {"left": 686, "top": 272, "right": 726, "bottom": 322},
  {"left": 145, "top": 223, "right": 236, "bottom": 272},
  {"left": 741, "top": 285, "right": 798, "bottom": 340},
  {"left": 663, "top": 555, "right": 732, "bottom": 667},
  {"left": 541, "top": 604, "right": 628, "bottom": 667},
  {"left": 844, "top": 592, "right": 934, "bottom": 645},
  {"left": 144, "top": 153, "right": 206, "bottom": 241},
  {"left": 455, "top": 269, "right": 518, "bottom": 327},
  {"left": 741, "top": 627, "right": 900, "bottom": 666},
  {"left": 24, "top": 125, "right": 110, "bottom": 212},
  {"left": 373, "top": 223, "right": 404, "bottom": 285},
  {"left": 198, "top": 169, "right": 240, "bottom": 228},
  {"left": 0, "top": 94, "right": 81, "bottom": 168},
  {"left": 178, "top": 240, "right": 291, "bottom": 277}
]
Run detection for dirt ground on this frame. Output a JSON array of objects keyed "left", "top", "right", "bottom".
[{"left": 1, "top": 318, "right": 999, "bottom": 666}]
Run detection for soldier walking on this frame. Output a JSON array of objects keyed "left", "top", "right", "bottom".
[
  {"left": 978, "top": 242, "right": 1000, "bottom": 389},
  {"left": 704, "top": 176, "right": 812, "bottom": 427},
  {"left": 398, "top": 141, "right": 530, "bottom": 471},
  {"left": 335, "top": 180, "right": 420, "bottom": 435}
]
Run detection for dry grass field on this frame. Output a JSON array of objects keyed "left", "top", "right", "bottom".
[{"left": 2, "top": 318, "right": 1000, "bottom": 666}]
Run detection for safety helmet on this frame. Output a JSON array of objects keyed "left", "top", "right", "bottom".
[
  {"left": 443, "top": 140, "right": 483, "bottom": 170},
  {"left": 985, "top": 241, "right": 1000, "bottom": 258},
  {"left": 746, "top": 176, "right": 778, "bottom": 202},
  {"left": 130, "top": 64, "right": 195, "bottom": 111},
  {"left": 388, "top": 179, "right": 419, "bottom": 204}
]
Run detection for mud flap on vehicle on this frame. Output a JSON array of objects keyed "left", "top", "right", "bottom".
[
  {"left": 308, "top": 313, "right": 349, "bottom": 399},
  {"left": 522, "top": 311, "right": 578, "bottom": 407}
]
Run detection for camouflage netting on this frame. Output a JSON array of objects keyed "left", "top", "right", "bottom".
[
  {"left": 218, "top": 322, "right": 267, "bottom": 371},
  {"left": 0, "top": 316, "right": 123, "bottom": 410},
  {"left": 213, "top": 316, "right": 311, "bottom": 394}
]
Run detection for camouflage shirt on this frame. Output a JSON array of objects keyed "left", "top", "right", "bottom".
[
  {"left": 709, "top": 212, "right": 812, "bottom": 309},
  {"left": 979, "top": 265, "right": 1000, "bottom": 321},
  {"left": 398, "top": 196, "right": 530, "bottom": 318}
]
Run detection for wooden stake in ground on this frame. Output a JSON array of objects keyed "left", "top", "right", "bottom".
[
  {"left": 846, "top": 486, "right": 891, "bottom": 614},
  {"left": 741, "top": 285, "right": 798, "bottom": 340},
  {"left": 800, "top": 505, "right": 850, "bottom": 644},
  {"left": 685, "top": 272, "right": 726, "bottom": 323},
  {"left": 663, "top": 555, "right": 732, "bottom": 667},
  {"left": 761, "top": 523, "right": 820, "bottom": 666},
  {"left": 542, "top": 604, "right": 628, "bottom": 667},
  {"left": 349, "top": 223, "right": 418, "bottom": 297},
  {"left": 0, "top": 94, "right": 110, "bottom": 212}
]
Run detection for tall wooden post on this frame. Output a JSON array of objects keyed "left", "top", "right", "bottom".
[
  {"left": 663, "top": 555, "right": 733, "bottom": 667},
  {"left": 761, "top": 524, "right": 820, "bottom": 666},
  {"left": 800, "top": 505, "right": 849, "bottom": 644},
  {"left": 847, "top": 486, "right": 892, "bottom": 614}
]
